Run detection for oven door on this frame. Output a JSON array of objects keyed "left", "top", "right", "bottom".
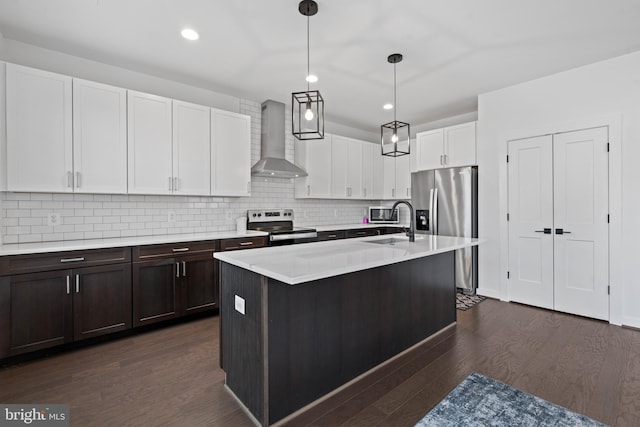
[{"left": 269, "top": 231, "right": 318, "bottom": 246}]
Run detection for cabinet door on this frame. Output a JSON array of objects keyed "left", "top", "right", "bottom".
[
  {"left": 211, "top": 109, "right": 251, "bottom": 196},
  {"left": 382, "top": 155, "right": 396, "bottom": 199},
  {"left": 371, "top": 148, "right": 385, "bottom": 199},
  {"left": 8, "top": 270, "right": 73, "bottom": 356},
  {"left": 415, "top": 129, "right": 444, "bottom": 171},
  {"left": 395, "top": 154, "right": 411, "bottom": 199},
  {"left": 73, "top": 78, "right": 128, "bottom": 194},
  {"left": 347, "top": 139, "right": 363, "bottom": 198},
  {"left": 73, "top": 263, "right": 132, "bottom": 341},
  {"left": 295, "top": 137, "right": 332, "bottom": 198},
  {"left": 173, "top": 100, "right": 211, "bottom": 195},
  {"left": 127, "top": 91, "right": 173, "bottom": 194},
  {"left": 6, "top": 64, "right": 73, "bottom": 192},
  {"left": 180, "top": 255, "right": 217, "bottom": 315},
  {"left": 132, "top": 259, "right": 179, "bottom": 327},
  {"left": 331, "top": 135, "right": 349, "bottom": 197},
  {"left": 362, "top": 142, "right": 375, "bottom": 199},
  {"left": 444, "top": 121, "right": 476, "bottom": 167}
]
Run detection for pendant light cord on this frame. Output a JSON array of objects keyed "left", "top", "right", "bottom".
[
  {"left": 307, "top": 11, "right": 310, "bottom": 92},
  {"left": 393, "top": 62, "right": 397, "bottom": 123}
]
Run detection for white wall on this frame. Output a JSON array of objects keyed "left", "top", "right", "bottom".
[{"left": 477, "top": 50, "right": 640, "bottom": 328}]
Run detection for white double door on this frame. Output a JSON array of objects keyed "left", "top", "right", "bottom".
[{"left": 508, "top": 127, "right": 609, "bottom": 320}]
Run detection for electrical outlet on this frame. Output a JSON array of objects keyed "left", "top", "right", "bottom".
[
  {"left": 47, "top": 213, "right": 61, "bottom": 226},
  {"left": 167, "top": 211, "right": 176, "bottom": 222},
  {"left": 234, "top": 295, "right": 245, "bottom": 315}
]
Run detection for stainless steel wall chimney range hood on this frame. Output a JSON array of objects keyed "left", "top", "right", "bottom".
[{"left": 251, "top": 100, "right": 308, "bottom": 178}]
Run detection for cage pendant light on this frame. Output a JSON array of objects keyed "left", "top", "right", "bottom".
[
  {"left": 381, "top": 53, "right": 410, "bottom": 156},
  {"left": 292, "top": 0, "right": 324, "bottom": 140}
]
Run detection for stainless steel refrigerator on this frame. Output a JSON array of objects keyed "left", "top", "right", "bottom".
[{"left": 411, "top": 166, "right": 478, "bottom": 294}]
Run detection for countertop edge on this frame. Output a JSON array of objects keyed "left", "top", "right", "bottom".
[
  {"left": 214, "top": 236, "right": 481, "bottom": 285},
  {"left": 0, "top": 230, "right": 269, "bottom": 256}
]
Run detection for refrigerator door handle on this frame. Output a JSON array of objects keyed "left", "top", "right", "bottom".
[
  {"left": 433, "top": 188, "right": 439, "bottom": 235},
  {"left": 429, "top": 188, "right": 434, "bottom": 234}
]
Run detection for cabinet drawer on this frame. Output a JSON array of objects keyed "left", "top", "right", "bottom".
[
  {"left": 0, "top": 247, "right": 131, "bottom": 276},
  {"left": 219, "top": 236, "right": 268, "bottom": 251},
  {"left": 133, "top": 240, "right": 217, "bottom": 260},
  {"left": 345, "top": 229, "right": 381, "bottom": 239},
  {"left": 316, "top": 231, "right": 346, "bottom": 241}
]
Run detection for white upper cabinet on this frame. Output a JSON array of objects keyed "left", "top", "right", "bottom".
[
  {"left": 6, "top": 64, "right": 73, "bottom": 192},
  {"left": 73, "top": 78, "right": 127, "bottom": 194},
  {"left": 295, "top": 136, "right": 332, "bottom": 198},
  {"left": 173, "top": 100, "right": 211, "bottom": 196},
  {"left": 382, "top": 155, "right": 396, "bottom": 199},
  {"left": 211, "top": 108, "right": 251, "bottom": 197},
  {"left": 445, "top": 121, "right": 476, "bottom": 167},
  {"left": 371, "top": 146, "right": 385, "bottom": 199},
  {"left": 395, "top": 153, "right": 411, "bottom": 199},
  {"left": 362, "top": 142, "right": 376, "bottom": 200},
  {"left": 331, "top": 135, "right": 363, "bottom": 198},
  {"left": 127, "top": 90, "right": 173, "bottom": 195},
  {"left": 415, "top": 128, "right": 444, "bottom": 171},
  {"left": 416, "top": 121, "right": 476, "bottom": 170}
]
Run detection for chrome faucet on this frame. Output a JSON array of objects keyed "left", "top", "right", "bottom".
[{"left": 391, "top": 200, "right": 415, "bottom": 242}]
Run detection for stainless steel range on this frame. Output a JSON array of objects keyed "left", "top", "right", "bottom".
[{"left": 247, "top": 209, "right": 317, "bottom": 246}]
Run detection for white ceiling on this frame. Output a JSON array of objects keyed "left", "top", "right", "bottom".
[{"left": 1, "top": 0, "right": 640, "bottom": 133}]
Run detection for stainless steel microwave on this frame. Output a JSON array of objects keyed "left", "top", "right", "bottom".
[{"left": 368, "top": 206, "right": 399, "bottom": 223}]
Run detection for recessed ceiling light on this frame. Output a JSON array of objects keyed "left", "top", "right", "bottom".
[
  {"left": 181, "top": 28, "right": 199, "bottom": 41},
  {"left": 306, "top": 74, "right": 318, "bottom": 83},
  {"left": 383, "top": 103, "right": 393, "bottom": 110}
]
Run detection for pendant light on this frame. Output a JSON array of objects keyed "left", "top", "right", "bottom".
[
  {"left": 381, "top": 53, "right": 410, "bottom": 156},
  {"left": 292, "top": 0, "right": 324, "bottom": 140}
]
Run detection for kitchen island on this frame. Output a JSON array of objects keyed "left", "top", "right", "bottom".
[{"left": 214, "top": 234, "right": 480, "bottom": 426}]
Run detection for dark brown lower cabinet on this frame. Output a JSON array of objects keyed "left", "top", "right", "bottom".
[
  {"left": 0, "top": 262, "right": 132, "bottom": 358},
  {"left": 132, "top": 244, "right": 218, "bottom": 328}
]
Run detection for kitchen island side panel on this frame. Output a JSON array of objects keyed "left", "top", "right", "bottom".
[
  {"left": 220, "top": 262, "right": 266, "bottom": 424},
  {"left": 267, "top": 251, "right": 456, "bottom": 424}
]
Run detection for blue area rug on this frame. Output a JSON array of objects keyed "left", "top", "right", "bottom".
[{"left": 416, "top": 372, "right": 608, "bottom": 426}]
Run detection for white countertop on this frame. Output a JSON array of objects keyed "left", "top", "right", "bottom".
[
  {"left": 0, "top": 230, "right": 268, "bottom": 256},
  {"left": 0, "top": 223, "right": 405, "bottom": 257},
  {"left": 214, "top": 234, "right": 480, "bottom": 285}
]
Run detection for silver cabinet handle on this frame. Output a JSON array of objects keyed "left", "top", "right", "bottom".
[
  {"left": 239, "top": 241, "right": 253, "bottom": 246},
  {"left": 247, "top": 181, "right": 251, "bottom": 194},
  {"left": 307, "top": 185, "right": 310, "bottom": 196},
  {"left": 168, "top": 177, "right": 173, "bottom": 191},
  {"left": 67, "top": 171, "right": 73, "bottom": 188},
  {"left": 75, "top": 274, "right": 80, "bottom": 293},
  {"left": 173, "top": 177, "right": 179, "bottom": 192},
  {"left": 440, "top": 155, "right": 443, "bottom": 165},
  {"left": 172, "top": 248, "right": 189, "bottom": 252},
  {"left": 363, "top": 188, "right": 367, "bottom": 198},
  {"left": 66, "top": 275, "right": 70, "bottom": 295},
  {"left": 444, "top": 154, "right": 448, "bottom": 165},
  {"left": 176, "top": 262, "right": 180, "bottom": 278},
  {"left": 392, "top": 188, "right": 395, "bottom": 198},
  {"left": 75, "top": 172, "right": 81, "bottom": 188},
  {"left": 328, "top": 234, "right": 337, "bottom": 238},
  {"left": 61, "top": 257, "right": 85, "bottom": 263},
  {"left": 182, "top": 261, "right": 186, "bottom": 277}
]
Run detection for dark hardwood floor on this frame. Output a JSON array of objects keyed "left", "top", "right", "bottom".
[{"left": 2, "top": 298, "right": 640, "bottom": 426}]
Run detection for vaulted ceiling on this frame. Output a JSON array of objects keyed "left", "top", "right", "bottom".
[{"left": 1, "top": 0, "right": 640, "bottom": 132}]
